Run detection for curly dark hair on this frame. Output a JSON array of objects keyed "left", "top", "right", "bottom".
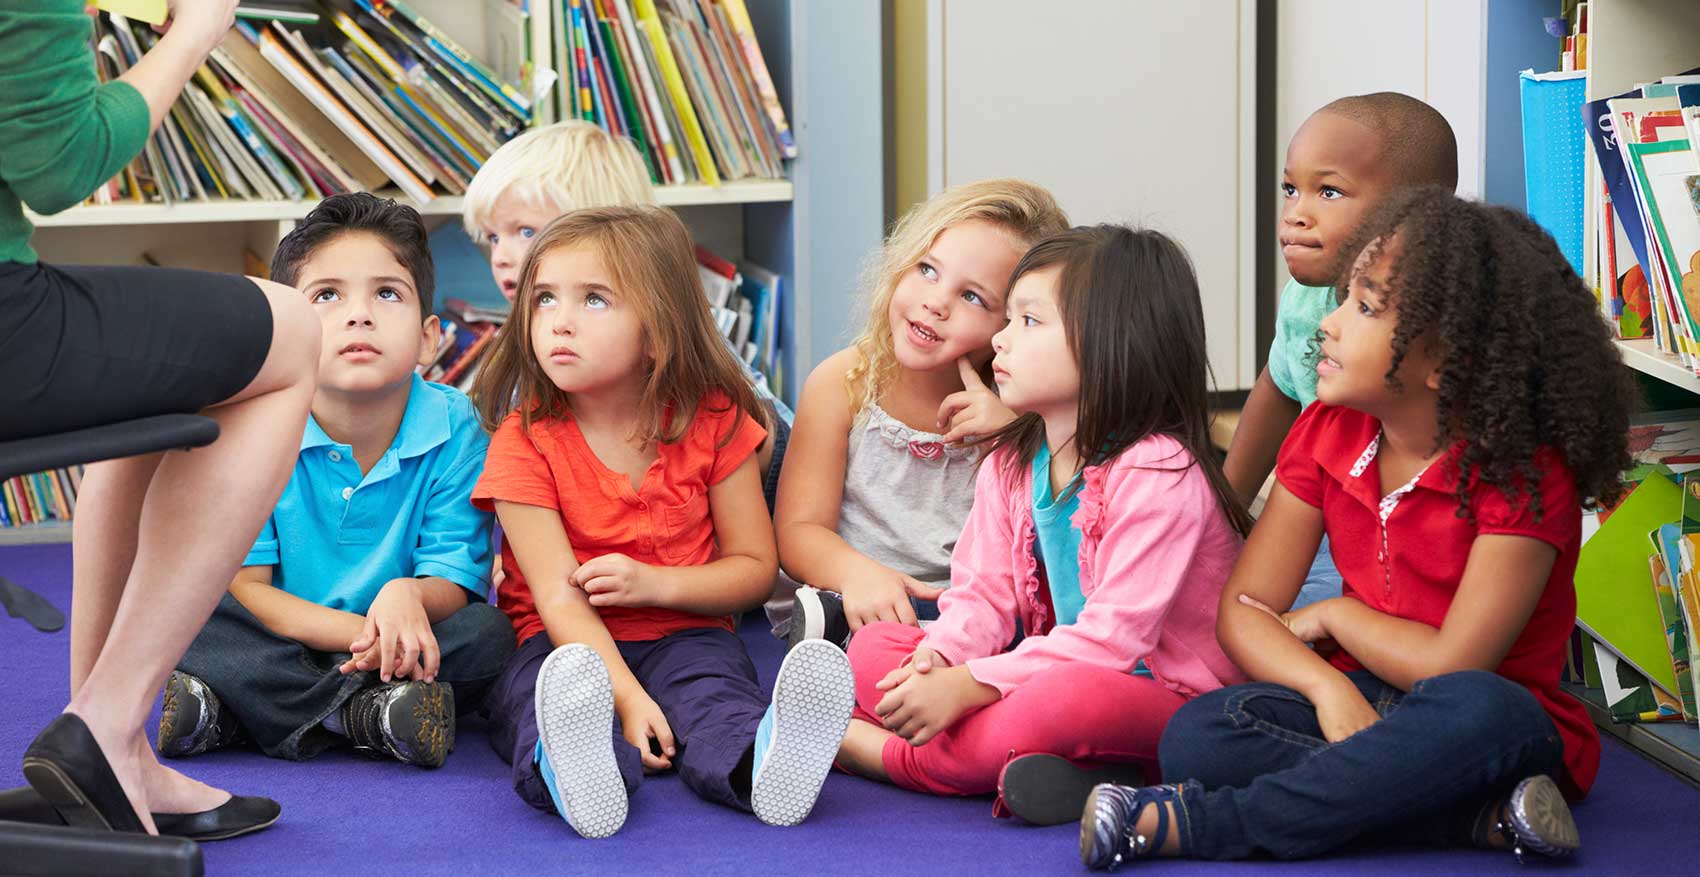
[{"left": 1328, "top": 186, "right": 1634, "bottom": 519}]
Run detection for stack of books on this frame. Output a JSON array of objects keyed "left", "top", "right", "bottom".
[
  {"left": 502, "top": 0, "right": 793, "bottom": 186},
  {"left": 82, "top": 0, "right": 794, "bottom": 210},
  {"left": 1580, "top": 69, "right": 1700, "bottom": 370},
  {"left": 0, "top": 468, "right": 83, "bottom": 532}
]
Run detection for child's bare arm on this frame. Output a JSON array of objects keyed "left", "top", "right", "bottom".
[
  {"left": 496, "top": 501, "right": 641, "bottom": 696},
  {"left": 498, "top": 499, "right": 677, "bottom": 770},
  {"left": 1216, "top": 484, "right": 1344, "bottom": 697},
  {"left": 1317, "top": 535, "right": 1555, "bottom": 691},
  {"left": 228, "top": 566, "right": 365, "bottom": 653},
  {"left": 574, "top": 456, "right": 777, "bottom": 616},
  {"left": 1223, "top": 367, "right": 1303, "bottom": 505},
  {"left": 775, "top": 352, "right": 943, "bottom": 626}
]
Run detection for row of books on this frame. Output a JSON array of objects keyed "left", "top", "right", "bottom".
[
  {"left": 0, "top": 469, "right": 83, "bottom": 531},
  {"left": 494, "top": 0, "right": 792, "bottom": 185},
  {"left": 420, "top": 244, "right": 787, "bottom": 403},
  {"left": 1581, "top": 68, "right": 1700, "bottom": 371},
  {"left": 81, "top": 0, "right": 793, "bottom": 210},
  {"left": 1571, "top": 409, "right": 1700, "bottom": 725}
]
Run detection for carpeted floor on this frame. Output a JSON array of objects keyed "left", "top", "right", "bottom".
[{"left": 2, "top": 542, "right": 1695, "bottom": 875}]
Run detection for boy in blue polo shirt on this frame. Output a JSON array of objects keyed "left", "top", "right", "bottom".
[{"left": 159, "top": 193, "right": 515, "bottom": 768}]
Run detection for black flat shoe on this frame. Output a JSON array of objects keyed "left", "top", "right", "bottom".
[
  {"left": 152, "top": 795, "right": 281, "bottom": 841},
  {"left": 997, "top": 753, "right": 1147, "bottom": 826},
  {"left": 21, "top": 714, "right": 146, "bottom": 833},
  {"left": 1, "top": 785, "right": 281, "bottom": 842}
]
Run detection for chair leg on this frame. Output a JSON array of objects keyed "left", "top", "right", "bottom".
[{"left": 0, "top": 576, "right": 65, "bottom": 633}]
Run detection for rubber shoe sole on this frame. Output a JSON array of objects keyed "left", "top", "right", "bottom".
[
  {"left": 157, "top": 671, "right": 220, "bottom": 759},
  {"left": 535, "top": 644, "right": 628, "bottom": 839},
  {"left": 1507, "top": 774, "right": 1580, "bottom": 858},
  {"left": 381, "top": 680, "right": 456, "bottom": 768},
  {"left": 998, "top": 753, "right": 1146, "bottom": 826},
  {"left": 750, "top": 639, "right": 854, "bottom": 826}
]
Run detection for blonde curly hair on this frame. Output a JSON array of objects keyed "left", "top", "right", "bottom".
[{"left": 846, "top": 179, "right": 1069, "bottom": 414}]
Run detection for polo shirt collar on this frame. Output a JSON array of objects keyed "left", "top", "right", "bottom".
[
  {"left": 1312, "top": 406, "right": 1465, "bottom": 509},
  {"left": 298, "top": 374, "right": 451, "bottom": 460}
]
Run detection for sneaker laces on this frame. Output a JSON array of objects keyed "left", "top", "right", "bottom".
[{"left": 342, "top": 685, "right": 396, "bottom": 760}]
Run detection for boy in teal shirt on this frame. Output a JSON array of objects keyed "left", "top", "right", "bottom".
[
  {"left": 1224, "top": 93, "right": 1457, "bottom": 607},
  {"left": 160, "top": 194, "right": 514, "bottom": 767}
]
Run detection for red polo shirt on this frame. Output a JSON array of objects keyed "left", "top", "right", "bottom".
[{"left": 1276, "top": 404, "right": 1599, "bottom": 798}]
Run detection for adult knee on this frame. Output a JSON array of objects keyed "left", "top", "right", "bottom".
[{"left": 251, "top": 276, "right": 321, "bottom": 386}]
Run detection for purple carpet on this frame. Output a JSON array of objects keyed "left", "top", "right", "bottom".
[{"left": 1, "top": 542, "right": 1693, "bottom": 875}]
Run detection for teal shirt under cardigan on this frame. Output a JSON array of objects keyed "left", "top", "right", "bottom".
[
  {"left": 0, "top": 2, "right": 153, "bottom": 263},
  {"left": 1031, "top": 442, "right": 1086, "bottom": 626},
  {"left": 1266, "top": 278, "right": 1337, "bottom": 409},
  {"left": 245, "top": 375, "right": 495, "bottom": 614}
]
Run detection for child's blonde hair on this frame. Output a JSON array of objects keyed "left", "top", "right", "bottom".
[
  {"left": 472, "top": 206, "right": 764, "bottom": 448},
  {"left": 462, "top": 121, "right": 654, "bottom": 239},
  {"left": 846, "top": 179, "right": 1069, "bottom": 413}
]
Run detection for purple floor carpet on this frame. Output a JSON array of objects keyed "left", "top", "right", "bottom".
[{"left": 1, "top": 542, "right": 1693, "bottom": 874}]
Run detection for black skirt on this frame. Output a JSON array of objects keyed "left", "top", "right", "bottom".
[{"left": 0, "top": 261, "right": 273, "bottom": 441}]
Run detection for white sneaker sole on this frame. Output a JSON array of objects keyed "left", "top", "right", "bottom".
[
  {"left": 789, "top": 585, "right": 827, "bottom": 648},
  {"left": 750, "top": 639, "right": 854, "bottom": 827},
  {"left": 534, "top": 644, "right": 628, "bottom": 839}
]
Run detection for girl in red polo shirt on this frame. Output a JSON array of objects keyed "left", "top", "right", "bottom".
[
  {"left": 468, "top": 206, "right": 854, "bottom": 838},
  {"left": 1078, "top": 188, "right": 1633, "bottom": 867}
]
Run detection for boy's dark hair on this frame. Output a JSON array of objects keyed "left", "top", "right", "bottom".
[
  {"left": 1334, "top": 186, "right": 1634, "bottom": 518},
  {"left": 271, "top": 192, "right": 436, "bottom": 318},
  {"left": 982, "top": 224, "right": 1254, "bottom": 537},
  {"left": 1321, "top": 92, "right": 1458, "bottom": 191}
]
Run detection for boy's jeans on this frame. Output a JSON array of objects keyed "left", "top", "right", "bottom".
[{"left": 176, "top": 593, "right": 515, "bottom": 759}]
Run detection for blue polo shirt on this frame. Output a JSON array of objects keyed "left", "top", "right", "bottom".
[{"left": 244, "top": 375, "right": 494, "bottom": 614}]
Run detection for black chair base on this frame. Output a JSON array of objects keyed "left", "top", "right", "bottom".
[{"left": 0, "top": 818, "right": 202, "bottom": 876}]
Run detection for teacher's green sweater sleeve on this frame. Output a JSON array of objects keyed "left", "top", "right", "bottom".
[{"left": 0, "top": 2, "right": 152, "bottom": 262}]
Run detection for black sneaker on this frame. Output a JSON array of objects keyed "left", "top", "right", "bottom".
[
  {"left": 341, "top": 680, "right": 456, "bottom": 768},
  {"left": 997, "top": 753, "right": 1147, "bottom": 826},
  {"left": 1477, "top": 775, "right": 1580, "bottom": 862},
  {"left": 786, "top": 586, "right": 851, "bottom": 651},
  {"left": 157, "top": 671, "right": 244, "bottom": 758}
]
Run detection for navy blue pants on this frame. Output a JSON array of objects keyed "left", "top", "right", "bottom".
[
  {"left": 489, "top": 627, "right": 768, "bottom": 813},
  {"left": 1158, "top": 670, "right": 1565, "bottom": 860}
]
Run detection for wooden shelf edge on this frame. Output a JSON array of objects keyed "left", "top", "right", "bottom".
[
  {"left": 0, "top": 522, "right": 72, "bottom": 546},
  {"left": 28, "top": 179, "right": 794, "bottom": 228}
]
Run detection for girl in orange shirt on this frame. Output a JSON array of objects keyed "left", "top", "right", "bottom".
[{"left": 470, "top": 206, "right": 853, "bottom": 839}]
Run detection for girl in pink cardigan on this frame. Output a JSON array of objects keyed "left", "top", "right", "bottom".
[{"left": 834, "top": 224, "right": 1253, "bottom": 823}]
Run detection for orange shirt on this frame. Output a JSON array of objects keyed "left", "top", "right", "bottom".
[{"left": 472, "top": 393, "right": 766, "bottom": 644}]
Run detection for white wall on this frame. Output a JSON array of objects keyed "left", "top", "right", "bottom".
[
  {"left": 1272, "top": 0, "right": 1488, "bottom": 290},
  {"left": 933, "top": 0, "right": 1258, "bottom": 390}
]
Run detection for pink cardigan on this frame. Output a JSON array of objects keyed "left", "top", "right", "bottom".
[{"left": 921, "top": 434, "right": 1246, "bottom": 698}]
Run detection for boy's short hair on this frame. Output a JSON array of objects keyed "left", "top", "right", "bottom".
[
  {"left": 1319, "top": 92, "right": 1458, "bottom": 191},
  {"left": 461, "top": 120, "right": 654, "bottom": 240},
  {"left": 272, "top": 192, "right": 436, "bottom": 317}
]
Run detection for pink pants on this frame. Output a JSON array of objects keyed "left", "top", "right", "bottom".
[{"left": 847, "top": 621, "right": 1187, "bottom": 796}]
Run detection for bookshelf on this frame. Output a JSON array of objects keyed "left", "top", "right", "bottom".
[
  {"left": 27, "top": 179, "right": 794, "bottom": 228},
  {"left": 0, "top": 522, "right": 72, "bottom": 547},
  {"left": 5, "top": 0, "right": 888, "bottom": 546},
  {"left": 1586, "top": 0, "right": 1700, "bottom": 398}
]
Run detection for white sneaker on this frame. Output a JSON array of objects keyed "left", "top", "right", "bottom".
[
  {"left": 535, "top": 644, "right": 628, "bottom": 839},
  {"left": 749, "top": 639, "right": 855, "bottom": 826}
]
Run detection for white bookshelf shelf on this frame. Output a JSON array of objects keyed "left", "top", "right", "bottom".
[
  {"left": 27, "top": 178, "right": 794, "bottom": 228},
  {"left": 0, "top": 521, "right": 72, "bottom": 546},
  {"left": 1616, "top": 338, "right": 1700, "bottom": 395}
]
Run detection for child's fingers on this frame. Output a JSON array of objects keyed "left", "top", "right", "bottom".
[
  {"left": 956, "top": 356, "right": 988, "bottom": 390},
  {"left": 935, "top": 391, "right": 972, "bottom": 430},
  {"left": 1238, "top": 593, "right": 1276, "bottom": 614},
  {"left": 911, "top": 649, "right": 935, "bottom": 674},
  {"left": 396, "top": 634, "right": 421, "bottom": 682},
  {"left": 640, "top": 725, "right": 671, "bottom": 770},
  {"left": 875, "top": 665, "right": 910, "bottom": 691},
  {"left": 901, "top": 576, "right": 947, "bottom": 602},
  {"left": 376, "top": 627, "right": 397, "bottom": 682},
  {"left": 350, "top": 615, "right": 378, "bottom": 654},
  {"left": 893, "top": 595, "right": 918, "bottom": 627},
  {"left": 654, "top": 715, "right": 677, "bottom": 758},
  {"left": 908, "top": 723, "right": 938, "bottom": 746},
  {"left": 420, "top": 631, "right": 442, "bottom": 682}
]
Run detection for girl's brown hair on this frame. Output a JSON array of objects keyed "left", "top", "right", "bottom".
[
  {"left": 984, "top": 224, "right": 1254, "bottom": 537},
  {"left": 472, "top": 205, "right": 765, "bottom": 446}
]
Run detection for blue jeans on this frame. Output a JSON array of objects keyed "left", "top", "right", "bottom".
[
  {"left": 1290, "top": 535, "right": 1344, "bottom": 610},
  {"left": 1157, "top": 670, "right": 1565, "bottom": 860},
  {"left": 176, "top": 593, "right": 516, "bottom": 760}
]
